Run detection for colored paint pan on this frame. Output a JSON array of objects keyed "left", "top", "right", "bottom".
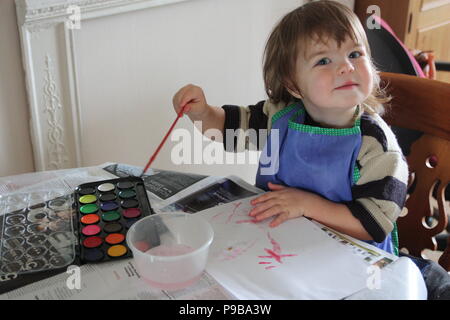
[
  {"left": 105, "top": 233, "right": 125, "bottom": 245},
  {"left": 83, "top": 248, "right": 104, "bottom": 262},
  {"left": 123, "top": 208, "right": 141, "bottom": 219},
  {"left": 78, "top": 187, "right": 95, "bottom": 195},
  {"left": 80, "top": 214, "right": 100, "bottom": 225},
  {"left": 107, "top": 245, "right": 127, "bottom": 258},
  {"left": 99, "top": 193, "right": 116, "bottom": 202},
  {"left": 103, "top": 222, "right": 123, "bottom": 233},
  {"left": 117, "top": 181, "right": 134, "bottom": 190},
  {"left": 100, "top": 201, "right": 119, "bottom": 211},
  {"left": 83, "top": 236, "right": 103, "bottom": 248},
  {"left": 118, "top": 190, "right": 136, "bottom": 199},
  {"left": 102, "top": 211, "right": 121, "bottom": 222},
  {"left": 79, "top": 195, "right": 97, "bottom": 204},
  {"left": 80, "top": 204, "right": 98, "bottom": 214},
  {"left": 97, "top": 183, "right": 115, "bottom": 193},
  {"left": 121, "top": 199, "right": 139, "bottom": 209},
  {"left": 81, "top": 224, "right": 101, "bottom": 236}
]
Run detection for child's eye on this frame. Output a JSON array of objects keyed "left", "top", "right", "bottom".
[
  {"left": 316, "top": 58, "right": 331, "bottom": 66},
  {"left": 349, "top": 51, "right": 362, "bottom": 59}
]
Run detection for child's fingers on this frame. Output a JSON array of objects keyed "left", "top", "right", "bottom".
[
  {"left": 253, "top": 205, "right": 285, "bottom": 222},
  {"left": 269, "top": 212, "right": 289, "bottom": 228},
  {"left": 249, "top": 199, "right": 278, "bottom": 217},
  {"left": 178, "top": 102, "right": 191, "bottom": 114},
  {"left": 180, "top": 88, "right": 206, "bottom": 115},
  {"left": 179, "top": 89, "right": 196, "bottom": 107},
  {"left": 250, "top": 192, "right": 275, "bottom": 205},
  {"left": 182, "top": 104, "right": 191, "bottom": 113},
  {"left": 178, "top": 94, "right": 195, "bottom": 113},
  {"left": 252, "top": 183, "right": 294, "bottom": 207},
  {"left": 173, "top": 84, "right": 199, "bottom": 113},
  {"left": 268, "top": 182, "right": 286, "bottom": 190}
]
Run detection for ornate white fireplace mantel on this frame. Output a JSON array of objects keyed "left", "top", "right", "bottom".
[{"left": 15, "top": 0, "right": 191, "bottom": 171}]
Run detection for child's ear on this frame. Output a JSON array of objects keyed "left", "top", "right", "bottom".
[
  {"left": 285, "top": 84, "right": 303, "bottom": 100},
  {"left": 283, "top": 78, "right": 304, "bottom": 99}
]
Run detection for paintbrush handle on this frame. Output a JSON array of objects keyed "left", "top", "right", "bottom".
[{"left": 141, "top": 105, "right": 187, "bottom": 176}]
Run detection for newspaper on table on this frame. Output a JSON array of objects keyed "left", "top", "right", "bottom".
[
  {"left": 0, "top": 257, "right": 233, "bottom": 300},
  {"left": 0, "top": 165, "right": 117, "bottom": 199},
  {"left": 101, "top": 163, "right": 263, "bottom": 212}
]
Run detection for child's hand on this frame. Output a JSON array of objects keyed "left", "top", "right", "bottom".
[
  {"left": 172, "top": 84, "right": 209, "bottom": 118},
  {"left": 249, "top": 182, "right": 313, "bottom": 227}
]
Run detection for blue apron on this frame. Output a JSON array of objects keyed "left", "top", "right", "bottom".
[{"left": 255, "top": 101, "right": 393, "bottom": 253}]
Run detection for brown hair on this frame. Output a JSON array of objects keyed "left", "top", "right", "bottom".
[{"left": 263, "top": 0, "right": 390, "bottom": 115}]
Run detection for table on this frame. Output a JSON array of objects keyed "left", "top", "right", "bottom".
[{"left": 0, "top": 164, "right": 428, "bottom": 300}]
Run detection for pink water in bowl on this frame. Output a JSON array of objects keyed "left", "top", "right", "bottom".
[
  {"left": 142, "top": 244, "right": 201, "bottom": 291},
  {"left": 146, "top": 244, "right": 194, "bottom": 256}
]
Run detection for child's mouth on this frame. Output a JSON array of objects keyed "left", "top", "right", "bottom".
[{"left": 335, "top": 82, "right": 358, "bottom": 90}]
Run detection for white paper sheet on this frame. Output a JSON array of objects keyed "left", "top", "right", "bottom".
[{"left": 197, "top": 196, "right": 373, "bottom": 300}]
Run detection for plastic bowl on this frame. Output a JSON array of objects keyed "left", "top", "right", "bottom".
[{"left": 126, "top": 213, "right": 214, "bottom": 290}]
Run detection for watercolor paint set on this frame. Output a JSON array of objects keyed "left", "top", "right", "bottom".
[
  {"left": 0, "top": 176, "right": 155, "bottom": 277},
  {"left": 0, "top": 191, "right": 77, "bottom": 276},
  {"left": 74, "top": 176, "right": 155, "bottom": 263}
]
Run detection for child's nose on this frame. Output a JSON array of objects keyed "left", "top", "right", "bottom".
[{"left": 338, "top": 60, "right": 355, "bottom": 74}]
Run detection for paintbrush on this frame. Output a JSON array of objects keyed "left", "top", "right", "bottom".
[{"left": 139, "top": 104, "right": 188, "bottom": 178}]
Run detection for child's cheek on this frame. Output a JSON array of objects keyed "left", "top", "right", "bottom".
[
  {"left": 309, "top": 72, "right": 333, "bottom": 102},
  {"left": 358, "top": 59, "right": 374, "bottom": 96}
]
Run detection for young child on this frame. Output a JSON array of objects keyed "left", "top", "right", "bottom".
[{"left": 172, "top": 1, "right": 450, "bottom": 299}]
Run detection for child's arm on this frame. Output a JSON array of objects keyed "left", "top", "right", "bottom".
[
  {"left": 221, "top": 100, "right": 286, "bottom": 152},
  {"left": 172, "top": 84, "right": 225, "bottom": 141},
  {"left": 250, "top": 182, "right": 373, "bottom": 240},
  {"left": 303, "top": 194, "right": 374, "bottom": 240},
  {"left": 173, "top": 87, "right": 288, "bottom": 147}
]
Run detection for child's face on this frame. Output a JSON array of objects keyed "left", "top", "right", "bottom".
[{"left": 294, "top": 35, "right": 373, "bottom": 112}]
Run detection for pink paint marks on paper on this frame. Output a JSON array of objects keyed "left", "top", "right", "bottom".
[
  {"left": 211, "top": 201, "right": 250, "bottom": 224},
  {"left": 226, "top": 201, "right": 242, "bottom": 224},
  {"left": 211, "top": 209, "right": 226, "bottom": 221},
  {"left": 219, "top": 239, "right": 257, "bottom": 262},
  {"left": 235, "top": 219, "right": 258, "bottom": 224},
  {"left": 258, "top": 232, "right": 297, "bottom": 270}
]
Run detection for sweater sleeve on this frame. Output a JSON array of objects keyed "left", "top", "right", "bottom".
[
  {"left": 345, "top": 114, "right": 409, "bottom": 243},
  {"left": 221, "top": 100, "right": 286, "bottom": 152}
]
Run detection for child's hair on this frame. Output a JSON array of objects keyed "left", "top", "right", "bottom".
[{"left": 263, "top": 0, "right": 390, "bottom": 115}]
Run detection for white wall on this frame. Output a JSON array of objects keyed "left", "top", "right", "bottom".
[
  {"left": 74, "top": 0, "right": 306, "bottom": 184},
  {"left": 0, "top": 0, "right": 34, "bottom": 177}
]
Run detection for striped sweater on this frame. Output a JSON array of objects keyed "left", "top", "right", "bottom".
[{"left": 222, "top": 100, "right": 409, "bottom": 243}]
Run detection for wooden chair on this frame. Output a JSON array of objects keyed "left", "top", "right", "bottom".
[{"left": 380, "top": 72, "right": 450, "bottom": 271}]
